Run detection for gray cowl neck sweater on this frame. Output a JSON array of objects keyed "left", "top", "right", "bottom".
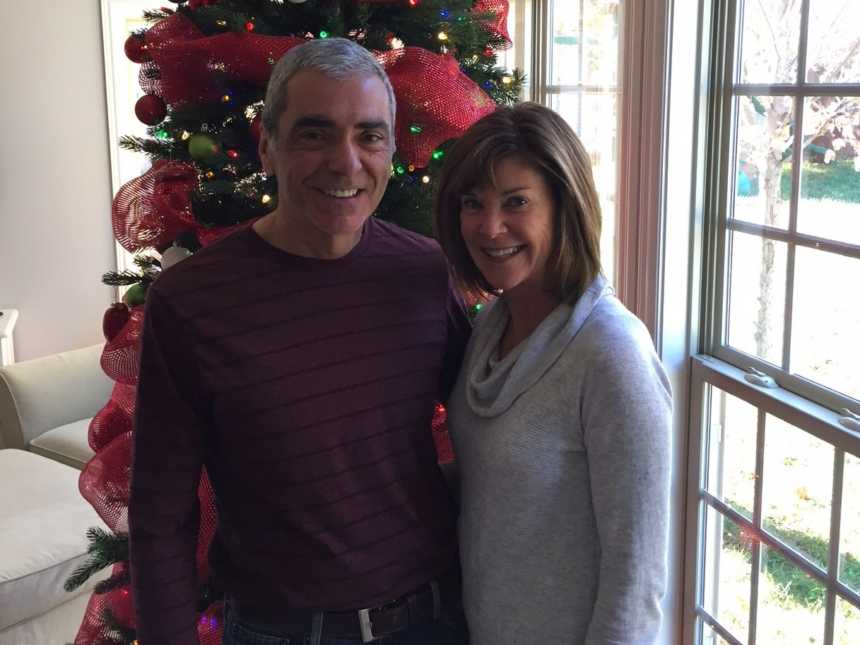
[{"left": 448, "top": 275, "right": 671, "bottom": 645}]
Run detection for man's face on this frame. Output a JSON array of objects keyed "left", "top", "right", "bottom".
[{"left": 258, "top": 70, "right": 394, "bottom": 250}]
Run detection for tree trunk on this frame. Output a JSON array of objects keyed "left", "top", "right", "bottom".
[{"left": 754, "top": 153, "right": 783, "bottom": 360}]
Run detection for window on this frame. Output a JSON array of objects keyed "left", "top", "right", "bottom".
[
  {"left": 687, "top": 1, "right": 860, "bottom": 643},
  {"left": 517, "top": 0, "right": 623, "bottom": 286}
]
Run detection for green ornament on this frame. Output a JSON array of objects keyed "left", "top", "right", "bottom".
[
  {"left": 124, "top": 283, "right": 147, "bottom": 307},
  {"left": 395, "top": 164, "right": 406, "bottom": 175},
  {"left": 154, "top": 129, "right": 171, "bottom": 141},
  {"left": 409, "top": 124, "right": 423, "bottom": 134},
  {"left": 319, "top": 30, "right": 329, "bottom": 38},
  {"left": 432, "top": 149, "right": 444, "bottom": 161},
  {"left": 188, "top": 134, "right": 220, "bottom": 162}
]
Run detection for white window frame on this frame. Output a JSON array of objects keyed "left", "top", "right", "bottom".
[{"left": 684, "top": 1, "right": 860, "bottom": 643}]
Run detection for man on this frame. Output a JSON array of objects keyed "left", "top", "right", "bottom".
[{"left": 129, "top": 38, "right": 470, "bottom": 645}]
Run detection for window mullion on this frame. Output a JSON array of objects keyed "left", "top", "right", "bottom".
[
  {"left": 823, "top": 450, "right": 845, "bottom": 645},
  {"left": 748, "top": 406, "right": 766, "bottom": 644}
]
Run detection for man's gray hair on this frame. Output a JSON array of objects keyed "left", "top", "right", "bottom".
[{"left": 261, "top": 37, "right": 397, "bottom": 135}]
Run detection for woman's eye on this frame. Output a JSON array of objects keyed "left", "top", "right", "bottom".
[
  {"left": 506, "top": 196, "right": 528, "bottom": 208},
  {"left": 461, "top": 198, "right": 481, "bottom": 210}
]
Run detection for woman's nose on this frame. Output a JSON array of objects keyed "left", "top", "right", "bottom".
[{"left": 477, "top": 208, "right": 506, "bottom": 237}]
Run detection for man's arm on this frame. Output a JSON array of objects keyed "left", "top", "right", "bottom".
[
  {"left": 129, "top": 287, "right": 207, "bottom": 645},
  {"left": 437, "top": 275, "right": 471, "bottom": 405},
  {"left": 581, "top": 320, "right": 672, "bottom": 644}
]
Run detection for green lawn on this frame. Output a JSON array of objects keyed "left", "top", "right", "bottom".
[{"left": 781, "top": 160, "right": 860, "bottom": 203}]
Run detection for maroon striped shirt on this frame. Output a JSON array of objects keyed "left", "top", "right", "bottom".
[{"left": 129, "top": 218, "right": 469, "bottom": 644}]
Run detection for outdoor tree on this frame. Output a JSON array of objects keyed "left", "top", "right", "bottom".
[
  {"left": 64, "top": 1, "right": 522, "bottom": 643},
  {"left": 736, "top": 0, "right": 860, "bottom": 359}
]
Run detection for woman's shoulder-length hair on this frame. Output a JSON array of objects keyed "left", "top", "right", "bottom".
[{"left": 434, "top": 102, "right": 602, "bottom": 304}]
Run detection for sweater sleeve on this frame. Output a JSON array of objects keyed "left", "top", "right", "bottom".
[
  {"left": 129, "top": 287, "right": 207, "bottom": 645},
  {"left": 580, "top": 316, "right": 672, "bottom": 644}
]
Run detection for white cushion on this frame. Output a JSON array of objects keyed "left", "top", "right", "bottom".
[
  {"left": 0, "top": 592, "right": 91, "bottom": 645},
  {"left": 0, "top": 449, "right": 109, "bottom": 632},
  {"left": 0, "top": 344, "right": 112, "bottom": 449},
  {"left": 29, "top": 418, "right": 94, "bottom": 470}
]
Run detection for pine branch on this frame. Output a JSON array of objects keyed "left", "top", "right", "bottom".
[
  {"left": 100, "top": 607, "right": 137, "bottom": 645},
  {"left": 94, "top": 568, "right": 131, "bottom": 595},
  {"left": 64, "top": 528, "right": 129, "bottom": 592},
  {"left": 102, "top": 270, "right": 145, "bottom": 287}
]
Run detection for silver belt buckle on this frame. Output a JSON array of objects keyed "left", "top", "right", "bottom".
[{"left": 357, "top": 607, "right": 378, "bottom": 643}]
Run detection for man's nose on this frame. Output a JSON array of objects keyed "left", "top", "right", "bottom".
[{"left": 327, "top": 137, "right": 362, "bottom": 175}]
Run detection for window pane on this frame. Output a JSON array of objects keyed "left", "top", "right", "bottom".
[
  {"left": 790, "top": 246, "right": 860, "bottom": 400},
  {"left": 840, "top": 453, "right": 860, "bottom": 595},
  {"left": 762, "top": 416, "right": 833, "bottom": 569},
  {"left": 549, "top": 0, "right": 620, "bottom": 87},
  {"left": 797, "top": 97, "right": 860, "bottom": 245},
  {"left": 703, "top": 505, "right": 752, "bottom": 642},
  {"left": 757, "top": 544, "right": 826, "bottom": 643},
  {"left": 733, "top": 95, "right": 794, "bottom": 230},
  {"left": 806, "top": 1, "right": 860, "bottom": 84},
  {"left": 726, "top": 230, "right": 787, "bottom": 366},
  {"left": 738, "top": 0, "right": 802, "bottom": 84},
  {"left": 549, "top": 90, "right": 618, "bottom": 285},
  {"left": 706, "top": 387, "right": 758, "bottom": 519},
  {"left": 834, "top": 595, "right": 860, "bottom": 645}
]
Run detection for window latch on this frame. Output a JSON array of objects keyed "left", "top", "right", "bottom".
[{"left": 743, "top": 367, "right": 777, "bottom": 388}]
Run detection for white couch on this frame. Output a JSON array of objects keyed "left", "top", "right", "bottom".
[
  {"left": 0, "top": 344, "right": 112, "bottom": 467},
  {"left": 0, "top": 345, "right": 113, "bottom": 644}
]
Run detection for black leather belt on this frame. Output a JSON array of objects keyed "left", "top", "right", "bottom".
[{"left": 229, "top": 574, "right": 455, "bottom": 643}]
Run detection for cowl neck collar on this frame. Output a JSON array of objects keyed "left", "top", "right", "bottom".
[{"left": 465, "top": 275, "right": 612, "bottom": 418}]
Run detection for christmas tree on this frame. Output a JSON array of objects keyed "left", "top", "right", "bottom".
[{"left": 66, "top": 1, "right": 521, "bottom": 643}]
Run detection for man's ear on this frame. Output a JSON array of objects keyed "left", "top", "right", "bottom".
[{"left": 258, "top": 131, "right": 275, "bottom": 176}]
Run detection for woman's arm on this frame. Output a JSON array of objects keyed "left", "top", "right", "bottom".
[{"left": 581, "top": 314, "right": 672, "bottom": 644}]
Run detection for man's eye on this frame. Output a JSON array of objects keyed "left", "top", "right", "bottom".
[
  {"left": 297, "top": 130, "right": 325, "bottom": 142},
  {"left": 362, "top": 132, "right": 386, "bottom": 144}
]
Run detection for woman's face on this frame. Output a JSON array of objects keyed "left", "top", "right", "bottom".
[{"left": 459, "top": 155, "right": 556, "bottom": 300}]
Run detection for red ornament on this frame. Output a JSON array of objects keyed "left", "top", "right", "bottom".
[
  {"left": 134, "top": 94, "right": 167, "bottom": 125},
  {"left": 123, "top": 34, "right": 150, "bottom": 63},
  {"left": 102, "top": 303, "right": 131, "bottom": 342},
  {"left": 245, "top": 21, "right": 255, "bottom": 32},
  {"left": 250, "top": 114, "right": 262, "bottom": 144},
  {"left": 226, "top": 149, "right": 239, "bottom": 160}
]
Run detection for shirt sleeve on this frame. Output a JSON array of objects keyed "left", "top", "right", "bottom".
[
  {"left": 581, "top": 319, "right": 672, "bottom": 644},
  {"left": 437, "top": 274, "right": 471, "bottom": 404},
  {"left": 129, "top": 287, "right": 207, "bottom": 645}
]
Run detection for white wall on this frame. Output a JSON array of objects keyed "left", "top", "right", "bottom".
[{"left": 0, "top": 1, "right": 116, "bottom": 361}]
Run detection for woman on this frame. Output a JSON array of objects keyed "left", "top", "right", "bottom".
[{"left": 435, "top": 103, "right": 671, "bottom": 644}]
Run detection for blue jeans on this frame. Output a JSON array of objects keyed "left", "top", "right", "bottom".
[{"left": 222, "top": 603, "right": 469, "bottom": 645}]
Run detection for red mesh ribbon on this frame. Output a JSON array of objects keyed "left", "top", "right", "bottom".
[
  {"left": 74, "top": 576, "right": 133, "bottom": 644},
  {"left": 198, "top": 601, "right": 225, "bottom": 644},
  {"left": 142, "top": 13, "right": 304, "bottom": 105},
  {"left": 431, "top": 403, "right": 454, "bottom": 464},
  {"left": 89, "top": 396, "right": 133, "bottom": 453},
  {"left": 100, "top": 306, "right": 144, "bottom": 385},
  {"left": 112, "top": 160, "right": 197, "bottom": 252},
  {"left": 79, "top": 431, "right": 132, "bottom": 534},
  {"left": 196, "top": 470, "right": 218, "bottom": 582},
  {"left": 380, "top": 47, "right": 496, "bottom": 167},
  {"left": 473, "top": 0, "right": 512, "bottom": 47}
]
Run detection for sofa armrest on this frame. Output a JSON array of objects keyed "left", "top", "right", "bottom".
[{"left": 0, "top": 344, "right": 113, "bottom": 449}]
